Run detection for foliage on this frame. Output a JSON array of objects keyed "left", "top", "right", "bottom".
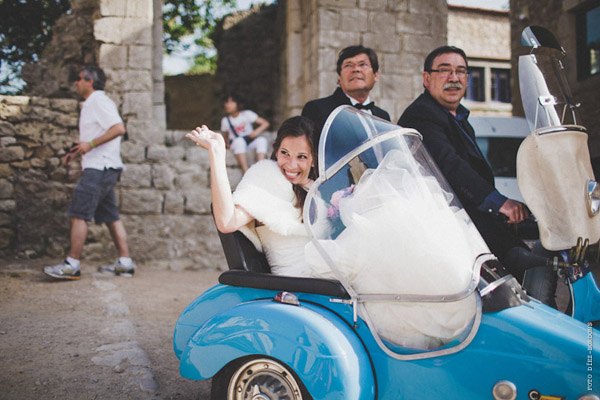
[
  {"left": 163, "top": 0, "right": 237, "bottom": 74},
  {"left": 0, "top": 0, "right": 71, "bottom": 93}
]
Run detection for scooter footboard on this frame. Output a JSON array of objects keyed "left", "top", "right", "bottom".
[{"left": 180, "top": 299, "right": 376, "bottom": 400}]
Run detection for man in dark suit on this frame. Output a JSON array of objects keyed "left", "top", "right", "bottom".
[
  {"left": 399, "top": 45, "right": 557, "bottom": 307},
  {"left": 302, "top": 45, "right": 391, "bottom": 145}
]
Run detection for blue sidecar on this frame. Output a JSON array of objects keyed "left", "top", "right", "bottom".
[{"left": 174, "top": 106, "right": 600, "bottom": 400}]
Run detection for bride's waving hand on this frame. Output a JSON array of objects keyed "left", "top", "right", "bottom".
[{"left": 186, "top": 125, "right": 253, "bottom": 233}]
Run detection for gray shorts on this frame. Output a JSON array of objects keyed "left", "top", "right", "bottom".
[{"left": 67, "top": 168, "right": 122, "bottom": 223}]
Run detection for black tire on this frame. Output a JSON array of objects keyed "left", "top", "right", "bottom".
[
  {"left": 211, "top": 356, "right": 312, "bottom": 400},
  {"left": 522, "top": 242, "right": 559, "bottom": 309}
]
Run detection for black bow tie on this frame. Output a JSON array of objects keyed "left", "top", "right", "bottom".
[{"left": 353, "top": 102, "right": 374, "bottom": 111}]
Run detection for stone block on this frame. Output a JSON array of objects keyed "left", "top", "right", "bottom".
[
  {"left": 122, "top": 91, "right": 153, "bottom": 119},
  {"left": 11, "top": 160, "right": 31, "bottom": 169},
  {"left": 54, "top": 114, "right": 79, "bottom": 128},
  {"left": 176, "top": 170, "right": 209, "bottom": 190},
  {"left": 318, "top": 8, "right": 340, "bottom": 30},
  {"left": 164, "top": 191, "right": 184, "bottom": 214},
  {"left": 0, "top": 136, "right": 16, "bottom": 146},
  {"left": 185, "top": 147, "right": 210, "bottom": 169},
  {"left": 120, "top": 164, "right": 152, "bottom": 188},
  {"left": 152, "top": 105, "right": 166, "bottom": 129},
  {"left": 396, "top": 12, "right": 431, "bottom": 35},
  {"left": 120, "top": 189, "right": 163, "bottom": 214},
  {"left": 368, "top": 11, "right": 396, "bottom": 35},
  {"left": 0, "top": 121, "right": 17, "bottom": 137},
  {"left": 30, "top": 158, "right": 46, "bottom": 168},
  {"left": 1, "top": 95, "right": 30, "bottom": 106},
  {"left": 121, "top": 141, "right": 146, "bottom": 163},
  {"left": 49, "top": 98, "right": 79, "bottom": 113},
  {"left": 363, "top": 32, "right": 401, "bottom": 54},
  {"left": 0, "top": 179, "right": 13, "bottom": 199},
  {"left": 0, "top": 164, "right": 11, "bottom": 178},
  {"left": 0, "top": 212, "right": 11, "bottom": 226},
  {"left": 128, "top": 45, "right": 153, "bottom": 70},
  {"left": 15, "top": 122, "right": 43, "bottom": 141},
  {"left": 94, "top": 17, "right": 152, "bottom": 46},
  {"left": 340, "top": 9, "right": 368, "bottom": 32},
  {"left": 0, "top": 104, "right": 24, "bottom": 122},
  {"left": 125, "top": 120, "right": 162, "bottom": 145},
  {"left": 31, "top": 97, "right": 50, "bottom": 107},
  {"left": 318, "top": 30, "right": 360, "bottom": 49},
  {"left": 123, "top": 70, "right": 153, "bottom": 92},
  {"left": 409, "top": 0, "right": 446, "bottom": 15},
  {"left": 319, "top": 0, "right": 357, "bottom": 8},
  {"left": 0, "top": 147, "right": 24, "bottom": 162},
  {"left": 0, "top": 199, "right": 16, "bottom": 212},
  {"left": 100, "top": 44, "right": 128, "bottom": 69},
  {"left": 0, "top": 228, "right": 14, "bottom": 248},
  {"left": 146, "top": 144, "right": 168, "bottom": 162},
  {"left": 403, "top": 34, "right": 445, "bottom": 54},
  {"left": 359, "top": 0, "right": 386, "bottom": 9},
  {"left": 184, "top": 186, "right": 212, "bottom": 214},
  {"left": 100, "top": 0, "right": 127, "bottom": 16},
  {"left": 126, "top": 1, "right": 152, "bottom": 18},
  {"left": 152, "top": 164, "right": 175, "bottom": 189},
  {"left": 387, "top": 0, "right": 409, "bottom": 12}
]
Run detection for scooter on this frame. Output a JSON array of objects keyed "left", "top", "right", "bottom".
[
  {"left": 174, "top": 105, "right": 600, "bottom": 399},
  {"left": 516, "top": 25, "right": 600, "bottom": 325}
]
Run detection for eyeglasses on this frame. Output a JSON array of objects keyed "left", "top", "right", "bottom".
[
  {"left": 341, "top": 61, "right": 372, "bottom": 71},
  {"left": 427, "top": 68, "right": 468, "bottom": 79}
]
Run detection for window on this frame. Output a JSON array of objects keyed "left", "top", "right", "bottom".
[
  {"left": 466, "top": 67, "right": 484, "bottom": 101},
  {"left": 491, "top": 68, "right": 511, "bottom": 103},
  {"left": 577, "top": 4, "right": 600, "bottom": 79},
  {"left": 463, "top": 61, "right": 512, "bottom": 114}
]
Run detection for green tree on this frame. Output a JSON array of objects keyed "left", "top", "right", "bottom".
[
  {"left": 0, "top": 0, "right": 71, "bottom": 93},
  {"left": 163, "top": 0, "right": 238, "bottom": 74}
]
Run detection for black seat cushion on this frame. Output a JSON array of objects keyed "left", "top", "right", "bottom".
[
  {"left": 216, "top": 227, "right": 271, "bottom": 273},
  {"left": 219, "top": 270, "right": 350, "bottom": 299}
]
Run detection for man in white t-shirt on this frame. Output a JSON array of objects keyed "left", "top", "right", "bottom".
[
  {"left": 220, "top": 92, "right": 270, "bottom": 172},
  {"left": 44, "top": 66, "right": 135, "bottom": 280}
]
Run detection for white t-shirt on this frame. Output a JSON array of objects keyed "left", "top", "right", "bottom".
[
  {"left": 79, "top": 90, "right": 124, "bottom": 170},
  {"left": 220, "top": 110, "right": 258, "bottom": 140}
]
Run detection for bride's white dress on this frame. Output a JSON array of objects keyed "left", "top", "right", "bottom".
[{"left": 233, "top": 155, "right": 484, "bottom": 350}]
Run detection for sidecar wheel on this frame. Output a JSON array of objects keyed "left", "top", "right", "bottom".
[{"left": 211, "top": 356, "right": 312, "bottom": 400}]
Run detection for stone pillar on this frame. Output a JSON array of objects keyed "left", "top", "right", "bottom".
[
  {"left": 282, "top": 0, "right": 448, "bottom": 122},
  {"left": 94, "top": 0, "right": 163, "bottom": 145}
]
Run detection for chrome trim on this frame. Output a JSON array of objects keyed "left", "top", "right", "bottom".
[
  {"left": 361, "top": 293, "right": 482, "bottom": 361},
  {"left": 479, "top": 275, "right": 514, "bottom": 297},
  {"left": 492, "top": 380, "right": 517, "bottom": 400},
  {"left": 587, "top": 180, "right": 600, "bottom": 217},
  {"left": 533, "top": 124, "right": 587, "bottom": 135}
]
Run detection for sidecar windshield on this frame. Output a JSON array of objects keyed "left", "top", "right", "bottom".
[
  {"left": 519, "top": 26, "right": 580, "bottom": 131},
  {"left": 303, "top": 106, "right": 490, "bottom": 353}
]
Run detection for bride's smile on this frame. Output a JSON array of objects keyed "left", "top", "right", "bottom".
[{"left": 276, "top": 135, "right": 314, "bottom": 187}]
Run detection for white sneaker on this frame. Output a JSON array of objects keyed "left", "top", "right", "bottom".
[
  {"left": 97, "top": 260, "right": 136, "bottom": 277},
  {"left": 43, "top": 260, "right": 81, "bottom": 280}
]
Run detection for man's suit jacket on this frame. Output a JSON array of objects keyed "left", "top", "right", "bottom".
[
  {"left": 398, "top": 90, "right": 523, "bottom": 265},
  {"left": 302, "top": 87, "right": 391, "bottom": 146}
]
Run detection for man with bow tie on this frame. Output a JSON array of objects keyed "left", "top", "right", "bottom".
[{"left": 302, "top": 45, "right": 391, "bottom": 146}]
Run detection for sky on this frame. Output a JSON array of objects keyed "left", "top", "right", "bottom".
[{"left": 163, "top": 0, "right": 510, "bottom": 75}]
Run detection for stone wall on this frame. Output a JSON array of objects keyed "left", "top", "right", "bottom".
[
  {"left": 213, "top": 4, "right": 283, "bottom": 125},
  {"left": 282, "top": 0, "right": 448, "bottom": 122},
  {"left": 22, "top": 0, "right": 99, "bottom": 98},
  {"left": 0, "top": 94, "right": 232, "bottom": 270},
  {"left": 448, "top": 6, "right": 510, "bottom": 60},
  {"left": 164, "top": 74, "right": 222, "bottom": 130},
  {"left": 510, "top": 0, "right": 600, "bottom": 156}
]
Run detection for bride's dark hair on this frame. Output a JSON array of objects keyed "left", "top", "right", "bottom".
[{"left": 270, "top": 116, "right": 317, "bottom": 211}]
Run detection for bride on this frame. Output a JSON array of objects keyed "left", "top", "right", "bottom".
[
  {"left": 186, "top": 116, "right": 317, "bottom": 277},
  {"left": 188, "top": 116, "right": 478, "bottom": 350}
]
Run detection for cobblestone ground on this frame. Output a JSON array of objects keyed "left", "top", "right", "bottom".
[{"left": 0, "top": 259, "right": 221, "bottom": 400}]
